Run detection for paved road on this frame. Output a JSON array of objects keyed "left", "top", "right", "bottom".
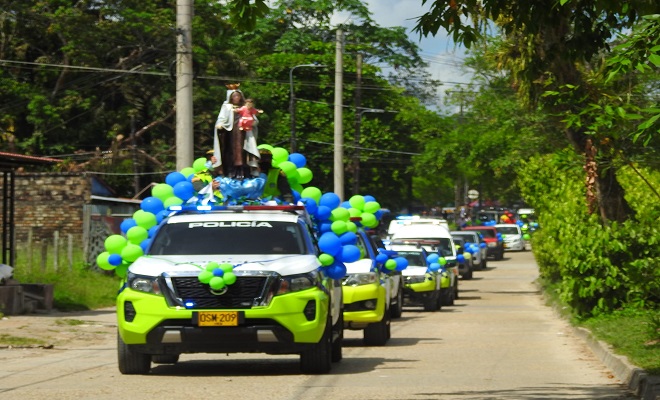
[{"left": 0, "top": 251, "right": 637, "bottom": 399}]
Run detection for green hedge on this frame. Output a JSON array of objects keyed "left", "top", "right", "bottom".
[{"left": 517, "top": 150, "right": 660, "bottom": 317}]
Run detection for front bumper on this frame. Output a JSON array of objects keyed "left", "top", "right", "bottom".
[
  {"left": 342, "top": 283, "right": 386, "bottom": 326},
  {"left": 117, "top": 287, "right": 329, "bottom": 355},
  {"left": 504, "top": 240, "right": 525, "bottom": 251}
]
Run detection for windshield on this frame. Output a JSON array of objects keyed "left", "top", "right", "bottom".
[
  {"left": 467, "top": 228, "right": 496, "bottom": 239},
  {"left": 452, "top": 233, "right": 478, "bottom": 243},
  {"left": 395, "top": 251, "right": 426, "bottom": 267},
  {"left": 496, "top": 226, "right": 520, "bottom": 235},
  {"left": 149, "top": 221, "right": 306, "bottom": 255}
]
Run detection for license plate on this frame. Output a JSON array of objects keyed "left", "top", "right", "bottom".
[{"left": 196, "top": 311, "right": 239, "bottom": 327}]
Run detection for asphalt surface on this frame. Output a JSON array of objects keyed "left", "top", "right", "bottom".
[{"left": 0, "top": 250, "right": 653, "bottom": 399}]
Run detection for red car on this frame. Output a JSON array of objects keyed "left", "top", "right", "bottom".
[{"left": 461, "top": 226, "right": 504, "bottom": 261}]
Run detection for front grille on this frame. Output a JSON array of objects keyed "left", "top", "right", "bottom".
[{"left": 170, "top": 276, "right": 271, "bottom": 309}]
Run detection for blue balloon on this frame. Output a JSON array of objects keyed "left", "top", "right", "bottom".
[
  {"left": 212, "top": 268, "right": 225, "bottom": 277},
  {"left": 318, "top": 232, "right": 342, "bottom": 256},
  {"left": 120, "top": 218, "right": 137, "bottom": 234},
  {"left": 394, "top": 257, "right": 409, "bottom": 271},
  {"left": 140, "top": 239, "right": 151, "bottom": 252},
  {"left": 108, "top": 253, "right": 123, "bottom": 266},
  {"left": 173, "top": 181, "right": 195, "bottom": 201},
  {"left": 165, "top": 172, "right": 187, "bottom": 187},
  {"left": 341, "top": 245, "right": 361, "bottom": 263},
  {"left": 480, "top": 242, "right": 487, "bottom": 248},
  {"left": 340, "top": 201, "right": 352, "bottom": 209},
  {"left": 301, "top": 197, "right": 318, "bottom": 216},
  {"left": 292, "top": 189, "right": 301, "bottom": 202},
  {"left": 326, "top": 263, "right": 347, "bottom": 279},
  {"left": 319, "top": 192, "right": 341, "bottom": 210},
  {"left": 457, "top": 254, "right": 465, "bottom": 263},
  {"left": 375, "top": 210, "right": 383, "bottom": 220},
  {"left": 316, "top": 205, "right": 332, "bottom": 220},
  {"left": 141, "top": 196, "right": 165, "bottom": 215},
  {"left": 428, "top": 262, "right": 440, "bottom": 272},
  {"left": 288, "top": 153, "right": 307, "bottom": 168},
  {"left": 376, "top": 253, "right": 389, "bottom": 264},
  {"left": 319, "top": 222, "right": 333, "bottom": 233},
  {"left": 363, "top": 195, "right": 376, "bottom": 203},
  {"left": 339, "top": 231, "right": 357, "bottom": 245},
  {"left": 148, "top": 225, "right": 160, "bottom": 238},
  {"left": 426, "top": 253, "right": 440, "bottom": 264}
]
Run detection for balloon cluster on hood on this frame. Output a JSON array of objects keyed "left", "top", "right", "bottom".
[{"left": 96, "top": 144, "right": 405, "bottom": 281}]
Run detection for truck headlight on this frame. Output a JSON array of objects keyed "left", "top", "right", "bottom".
[
  {"left": 487, "top": 242, "right": 497, "bottom": 248},
  {"left": 405, "top": 275, "right": 427, "bottom": 284},
  {"left": 343, "top": 272, "right": 377, "bottom": 286},
  {"left": 277, "top": 272, "right": 318, "bottom": 294},
  {"left": 127, "top": 272, "right": 162, "bottom": 295}
]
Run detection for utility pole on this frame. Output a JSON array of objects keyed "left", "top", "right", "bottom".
[
  {"left": 175, "top": 0, "right": 194, "bottom": 171},
  {"left": 353, "top": 53, "right": 362, "bottom": 196},
  {"left": 333, "top": 29, "right": 344, "bottom": 200}
]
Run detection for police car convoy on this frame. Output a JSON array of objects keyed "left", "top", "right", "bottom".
[{"left": 115, "top": 204, "right": 525, "bottom": 375}]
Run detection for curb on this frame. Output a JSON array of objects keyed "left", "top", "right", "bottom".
[{"left": 572, "top": 325, "right": 660, "bottom": 400}]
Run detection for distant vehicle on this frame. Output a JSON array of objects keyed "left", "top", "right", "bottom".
[
  {"left": 494, "top": 224, "right": 525, "bottom": 252},
  {"left": 391, "top": 224, "right": 459, "bottom": 306},
  {"left": 461, "top": 226, "right": 505, "bottom": 261},
  {"left": 451, "top": 230, "right": 488, "bottom": 270},
  {"left": 387, "top": 216, "right": 450, "bottom": 239},
  {"left": 387, "top": 243, "right": 443, "bottom": 311}
]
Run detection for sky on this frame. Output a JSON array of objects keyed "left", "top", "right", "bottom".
[{"left": 366, "top": 0, "right": 474, "bottom": 110}]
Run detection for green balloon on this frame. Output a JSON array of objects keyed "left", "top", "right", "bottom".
[
  {"left": 152, "top": 183, "right": 174, "bottom": 201},
  {"left": 346, "top": 221, "right": 357, "bottom": 233},
  {"left": 126, "top": 226, "right": 148, "bottom": 245},
  {"left": 271, "top": 147, "right": 289, "bottom": 163},
  {"left": 96, "top": 251, "right": 114, "bottom": 271},
  {"left": 121, "top": 243, "right": 144, "bottom": 262},
  {"left": 523, "top": 233, "right": 531, "bottom": 240},
  {"left": 331, "top": 220, "right": 348, "bottom": 235},
  {"left": 198, "top": 270, "right": 213, "bottom": 284},
  {"left": 206, "top": 262, "right": 220, "bottom": 271},
  {"left": 439, "top": 257, "right": 447, "bottom": 266},
  {"left": 348, "top": 207, "right": 362, "bottom": 218},
  {"left": 464, "top": 252, "right": 472, "bottom": 260},
  {"left": 278, "top": 161, "right": 297, "bottom": 175},
  {"left": 220, "top": 263, "right": 234, "bottom": 273},
  {"left": 105, "top": 235, "right": 127, "bottom": 254},
  {"left": 193, "top": 157, "right": 208, "bottom": 173},
  {"left": 115, "top": 264, "right": 128, "bottom": 278},
  {"left": 286, "top": 169, "right": 300, "bottom": 185},
  {"left": 360, "top": 212, "right": 377, "bottom": 228},
  {"left": 223, "top": 272, "right": 237, "bottom": 285},
  {"left": 318, "top": 253, "right": 334, "bottom": 266},
  {"left": 349, "top": 195, "right": 365, "bottom": 211},
  {"left": 133, "top": 210, "right": 157, "bottom": 229},
  {"left": 330, "top": 207, "right": 350, "bottom": 222},
  {"left": 257, "top": 144, "right": 274, "bottom": 151},
  {"left": 291, "top": 183, "right": 304, "bottom": 194},
  {"left": 385, "top": 259, "right": 397, "bottom": 270},
  {"left": 209, "top": 276, "right": 226, "bottom": 290},
  {"left": 180, "top": 167, "right": 195, "bottom": 178},
  {"left": 163, "top": 196, "right": 183, "bottom": 208},
  {"left": 297, "top": 168, "right": 313, "bottom": 184},
  {"left": 363, "top": 201, "right": 381, "bottom": 214},
  {"left": 300, "top": 187, "right": 322, "bottom": 204}
]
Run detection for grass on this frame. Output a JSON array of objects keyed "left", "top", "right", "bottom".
[
  {"left": 539, "top": 278, "right": 660, "bottom": 376},
  {"left": 12, "top": 242, "right": 120, "bottom": 311},
  {"left": 0, "top": 334, "right": 48, "bottom": 347}
]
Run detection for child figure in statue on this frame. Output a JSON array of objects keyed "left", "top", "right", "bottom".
[{"left": 236, "top": 99, "right": 263, "bottom": 132}]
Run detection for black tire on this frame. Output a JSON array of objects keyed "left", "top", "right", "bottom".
[
  {"left": 435, "top": 289, "right": 443, "bottom": 310},
  {"left": 300, "top": 317, "right": 332, "bottom": 374},
  {"left": 152, "top": 354, "right": 179, "bottom": 364},
  {"left": 390, "top": 285, "right": 404, "bottom": 318},
  {"left": 117, "top": 333, "right": 151, "bottom": 375},
  {"left": 463, "top": 267, "right": 473, "bottom": 280},
  {"left": 497, "top": 248, "right": 504, "bottom": 260},
  {"left": 364, "top": 309, "right": 390, "bottom": 346},
  {"left": 423, "top": 293, "right": 438, "bottom": 311},
  {"left": 331, "top": 311, "right": 343, "bottom": 363}
]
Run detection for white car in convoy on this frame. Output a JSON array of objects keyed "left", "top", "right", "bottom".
[{"left": 494, "top": 224, "right": 525, "bottom": 252}]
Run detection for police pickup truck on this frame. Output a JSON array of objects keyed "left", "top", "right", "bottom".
[{"left": 116, "top": 205, "right": 343, "bottom": 374}]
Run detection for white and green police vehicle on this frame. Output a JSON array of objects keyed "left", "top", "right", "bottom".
[
  {"left": 387, "top": 242, "right": 443, "bottom": 311},
  {"left": 117, "top": 205, "right": 343, "bottom": 374}
]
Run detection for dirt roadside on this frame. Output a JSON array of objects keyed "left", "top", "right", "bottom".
[{"left": 0, "top": 307, "right": 117, "bottom": 349}]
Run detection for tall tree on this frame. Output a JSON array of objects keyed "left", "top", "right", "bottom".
[{"left": 414, "top": 0, "right": 660, "bottom": 224}]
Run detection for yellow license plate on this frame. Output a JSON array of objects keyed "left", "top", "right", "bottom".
[{"left": 197, "top": 311, "right": 239, "bottom": 327}]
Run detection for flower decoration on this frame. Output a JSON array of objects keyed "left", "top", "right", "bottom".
[{"left": 197, "top": 262, "right": 238, "bottom": 290}]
